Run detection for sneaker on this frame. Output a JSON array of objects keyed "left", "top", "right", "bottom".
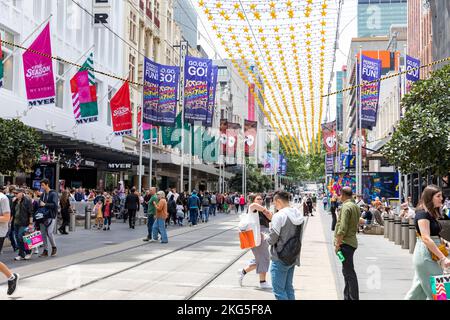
[
  {"left": 51, "top": 247, "right": 57, "bottom": 257},
  {"left": 14, "top": 256, "right": 24, "bottom": 261},
  {"left": 143, "top": 237, "right": 150, "bottom": 242},
  {"left": 33, "top": 248, "right": 39, "bottom": 255},
  {"left": 148, "top": 239, "right": 157, "bottom": 243},
  {"left": 107, "top": 227, "right": 110, "bottom": 231},
  {"left": 259, "top": 282, "right": 272, "bottom": 290},
  {"left": 39, "top": 250, "right": 48, "bottom": 257},
  {"left": 103, "top": 227, "right": 107, "bottom": 231},
  {"left": 237, "top": 269, "right": 245, "bottom": 287},
  {"left": 7, "top": 273, "right": 19, "bottom": 295},
  {"left": 24, "top": 254, "right": 32, "bottom": 260}
]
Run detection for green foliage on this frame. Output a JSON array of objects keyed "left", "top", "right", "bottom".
[
  {"left": 228, "top": 164, "right": 274, "bottom": 193},
  {"left": 383, "top": 64, "right": 450, "bottom": 175},
  {"left": 0, "top": 118, "right": 41, "bottom": 175},
  {"left": 283, "top": 142, "right": 326, "bottom": 183}
]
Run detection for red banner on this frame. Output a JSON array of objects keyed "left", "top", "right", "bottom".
[
  {"left": 110, "top": 82, "right": 132, "bottom": 136},
  {"left": 244, "top": 120, "right": 257, "bottom": 157},
  {"left": 226, "top": 122, "right": 241, "bottom": 159},
  {"left": 220, "top": 119, "right": 228, "bottom": 156},
  {"left": 321, "top": 121, "right": 337, "bottom": 155}
]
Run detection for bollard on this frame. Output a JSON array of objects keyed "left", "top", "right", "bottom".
[
  {"left": 383, "top": 214, "right": 389, "bottom": 238},
  {"left": 409, "top": 218, "right": 416, "bottom": 254},
  {"left": 84, "top": 206, "right": 91, "bottom": 230},
  {"left": 394, "top": 215, "right": 402, "bottom": 245},
  {"left": 388, "top": 214, "right": 395, "bottom": 242},
  {"left": 69, "top": 208, "right": 76, "bottom": 232},
  {"left": 401, "top": 218, "right": 409, "bottom": 249}
]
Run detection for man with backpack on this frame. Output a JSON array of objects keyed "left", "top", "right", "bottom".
[
  {"left": 38, "top": 179, "right": 59, "bottom": 257},
  {"left": 266, "top": 191, "right": 305, "bottom": 300},
  {"left": 210, "top": 192, "right": 217, "bottom": 217}
]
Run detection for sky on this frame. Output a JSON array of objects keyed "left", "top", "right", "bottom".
[{"left": 192, "top": 0, "right": 359, "bottom": 148}]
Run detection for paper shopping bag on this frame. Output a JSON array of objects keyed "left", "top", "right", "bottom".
[
  {"left": 23, "top": 231, "right": 44, "bottom": 250},
  {"left": 430, "top": 274, "right": 450, "bottom": 300},
  {"left": 239, "top": 230, "right": 256, "bottom": 249}
]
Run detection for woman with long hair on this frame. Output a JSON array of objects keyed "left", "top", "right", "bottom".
[
  {"left": 237, "top": 193, "right": 273, "bottom": 289},
  {"left": 58, "top": 190, "right": 71, "bottom": 235},
  {"left": 405, "top": 185, "right": 450, "bottom": 300}
]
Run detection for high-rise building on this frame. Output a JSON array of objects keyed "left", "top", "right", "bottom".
[
  {"left": 174, "top": 0, "right": 198, "bottom": 48},
  {"left": 358, "top": 0, "right": 407, "bottom": 37},
  {"left": 335, "top": 67, "right": 346, "bottom": 132}
]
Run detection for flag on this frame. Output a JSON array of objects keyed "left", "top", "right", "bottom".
[
  {"left": 110, "top": 82, "right": 132, "bottom": 136},
  {"left": 244, "top": 120, "right": 257, "bottom": 157},
  {"left": 278, "top": 154, "right": 288, "bottom": 176},
  {"left": 205, "top": 66, "right": 218, "bottom": 127},
  {"left": 0, "top": 34, "right": 3, "bottom": 88},
  {"left": 321, "top": 121, "right": 337, "bottom": 155},
  {"left": 226, "top": 122, "right": 241, "bottom": 160},
  {"left": 70, "top": 52, "right": 98, "bottom": 123},
  {"left": 219, "top": 119, "right": 228, "bottom": 156},
  {"left": 248, "top": 84, "right": 256, "bottom": 121},
  {"left": 325, "top": 155, "right": 334, "bottom": 174},
  {"left": 22, "top": 23, "right": 55, "bottom": 106},
  {"left": 138, "top": 106, "right": 157, "bottom": 144},
  {"left": 143, "top": 57, "right": 160, "bottom": 125},
  {"left": 360, "top": 55, "right": 381, "bottom": 129},
  {"left": 158, "top": 65, "right": 179, "bottom": 126},
  {"left": 406, "top": 55, "right": 420, "bottom": 93},
  {"left": 184, "top": 55, "right": 212, "bottom": 124}
]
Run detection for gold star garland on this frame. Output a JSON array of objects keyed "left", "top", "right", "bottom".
[{"left": 317, "top": 0, "right": 328, "bottom": 153}]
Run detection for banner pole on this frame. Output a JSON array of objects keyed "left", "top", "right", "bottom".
[
  {"left": 138, "top": 96, "right": 144, "bottom": 193},
  {"left": 179, "top": 41, "right": 188, "bottom": 193},
  {"left": 189, "top": 125, "right": 192, "bottom": 193},
  {"left": 358, "top": 47, "right": 363, "bottom": 195},
  {"left": 149, "top": 128, "right": 153, "bottom": 189},
  {"left": 354, "top": 54, "right": 359, "bottom": 195}
]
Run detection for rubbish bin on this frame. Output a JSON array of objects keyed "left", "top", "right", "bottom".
[
  {"left": 409, "top": 218, "right": 416, "bottom": 254},
  {"left": 401, "top": 218, "right": 409, "bottom": 249},
  {"left": 388, "top": 214, "right": 395, "bottom": 242},
  {"left": 394, "top": 215, "right": 402, "bottom": 245}
]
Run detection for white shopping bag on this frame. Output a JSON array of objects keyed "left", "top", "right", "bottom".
[{"left": 238, "top": 210, "right": 261, "bottom": 247}]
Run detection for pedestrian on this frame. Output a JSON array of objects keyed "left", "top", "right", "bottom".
[
  {"left": 330, "top": 194, "right": 338, "bottom": 231},
  {"left": 334, "top": 187, "right": 362, "bottom": 300},
  {"left": 93, "top": 201, "right": 103, "bottom": 230},
  {"left": 125, "top": 187, "right": 140, "bottom": 229},
  {"left": 201, "top": 192, "right": 211, "bottom": 223},
  {"left": 58, "top": 190, "right": 71, "bottom": 235},
  {"left": 176, "top": 199, "right": 184, "bottom": 226},
  {"left": 143, "top": 187, "right": 158, "bottom": 241},
  {"left": 238, "top": 194, "right": 272, "bottom": 289},
  {"left": 74, "top": 188, "right": 84, "bottom": 202},
  {"left": 210, "top": 192, "right": 217, "bottom": 217},
  {"left": 150, "top": 191, "right": 168, "bottom": 244},
  {"left": 234, "top": 194, "right": 240, "bottom": 213},
  {"left": 102, "top": 195, "right": 113, "bottom": 231},
  {"left": 239, "top": 194, "right": 246, "bottom": 213},
  {"left": 405, "top": 185, "right": 450, "bottom": 300},
  {"left": 168, "top": 194, "right": 177, "bottom": 226},
  {"left": 224, "top": 193, "right": 231, "bottom": 214},
  {"left": 38, "top": 179, "right": 58, "bottom": 258},
  {"left": 322, "top": 195, "right": 328, "bottom": 210},
  {"left": 5, "top": 186, "right": 18, "bottom": 254},
  {"left": 266, "top": 191, "right": 305, "bottom": 300},
  {"left": 12, "top": 188, "right": 34, "bottom": 261},
  {"left": 306, "top": 196, "right": 313, "bottom": 216},
  {"left": 143, "top": 189, "right": 151, "bottom": 215},
  {"left": 188, "top": 190, "right": 201, "bottom": 226}
]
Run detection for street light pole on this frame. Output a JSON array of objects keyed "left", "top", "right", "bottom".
[{"left": 177, "top": 40, "right": 188, "bottom": 193}]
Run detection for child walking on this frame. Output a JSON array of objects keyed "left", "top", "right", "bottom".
[{"left": 93, "top": 201, "right": 103, "bottom": 230}]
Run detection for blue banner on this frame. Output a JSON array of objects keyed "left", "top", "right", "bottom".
[
  {"left": 205, "top": 66, "right": 218, "bottom": 127},
  {"left": 406, "top": 55, "right": 420, "bottom": 82},
  {"left": 360, "top": 55, "right": 381, "bottom": 129},
  {"left": 326, "top": 155, "right": 334, "bottom": 174},
  {"left": 278, "top": 154, "right": 287, "bottom": 176},
  {"left": 184, "top": 56, "right": 212, "bottom": 124},
  {"left": 158, "top": 65, "right": 179, "bottom": 127},
  {"left": 143, "top": 58, "right": 160, "bottom": 125}
]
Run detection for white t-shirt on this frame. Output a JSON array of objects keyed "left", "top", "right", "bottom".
[{"left": 0, "top": 193, "right": 11, "bottom": 237}]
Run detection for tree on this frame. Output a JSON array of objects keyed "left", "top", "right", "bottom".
[
  {"left": 0, "top": 118, "right": 42, "bottom": 175},
  {"left": 228, "top": 164, "right": 274, "bottom": 193},
  {"left": 283, "top": 142, "right": 326, "bottom": 183},
  {"left": 383, "top": 64, "right": 450, "bottom": 176}
]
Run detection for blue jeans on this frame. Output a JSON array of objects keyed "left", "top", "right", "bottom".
[
  {"left": 15, "top": 226, "right": 31, "bottom": 257},
  {"left": 270, "top": 260, "right": 296, "bottom": 300},
  {"left": 189, "top": 208, "right": 198, "bottom": 225},
  {"left": 147, "top": 215, "right": 155, "bottom": 239},
  {"left": 202, "top": 207, "right": 209, "bottom": 222},
  {"left": 209, "top": 204, "right": 216, "bottom": 216},
  {"left": 152, "top": 218, "right": 168, "bottom": 243}
]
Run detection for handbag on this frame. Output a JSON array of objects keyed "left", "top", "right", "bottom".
[
  {"left": 431, "top": 243, "right": 449, "bottom": 262},
  {"left": 23, "top": 231, "right": 44, "bottom": 250},
  {"left": 33, "top": 207, "right": 51, "bottom": 222},
  {"left": 239, "top": 230, "right": 256, "bottom": 249}
]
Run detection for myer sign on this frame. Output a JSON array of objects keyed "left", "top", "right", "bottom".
[
  {"left": 108, "top": 163, "right": 132, "bottom": 170},
  {"left": 93, "top": 0, "right": 111, "bottom": 27}
]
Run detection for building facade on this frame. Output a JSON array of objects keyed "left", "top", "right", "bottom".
[{"left": 358, "top": 0, "right": 408, "bottom": 37}]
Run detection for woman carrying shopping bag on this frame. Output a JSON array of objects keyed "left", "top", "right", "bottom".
[{"left": 238, "top": 193, "right": 273, "bottom": 289}]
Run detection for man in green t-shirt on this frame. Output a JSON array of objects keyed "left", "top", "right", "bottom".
[{"left": 143, "top": 187, "right": 159, "bottom": 242}]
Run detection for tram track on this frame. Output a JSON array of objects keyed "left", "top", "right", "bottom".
[{"left": 45, "top": 223, "right": 240, "bottom": 300}]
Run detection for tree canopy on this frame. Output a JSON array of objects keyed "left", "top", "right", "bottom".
[
  {"left": 383, "top": 64, "right": 450, "bottom": 176},
  {"left": 0, "top": 118, "right": 41, "bottom": 175}
]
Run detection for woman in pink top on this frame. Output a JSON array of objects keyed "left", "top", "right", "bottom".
[{"left": 239, "top": 195, "right": 246, "bottom": 213}]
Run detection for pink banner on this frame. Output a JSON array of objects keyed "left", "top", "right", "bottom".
[
  {"left": 23, "top": 23, "right": 55, "bottom": 106},
  {"left": 248, "top": 84, "right": 255, "bottom": 121}
]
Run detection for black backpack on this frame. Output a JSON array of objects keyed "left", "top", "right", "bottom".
[{"left": 276, "top": 223, "right": 304, "bottom": 266}]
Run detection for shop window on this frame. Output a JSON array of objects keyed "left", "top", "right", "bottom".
[
  {"left": 55, "top": 62, "right": 65, "bottom": 108},
  {"left": 1, "top": 29, "right": 15, "bottom": 91},
  {"left": 129, "top": 54, "right": 136, "bottom": 82}
]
